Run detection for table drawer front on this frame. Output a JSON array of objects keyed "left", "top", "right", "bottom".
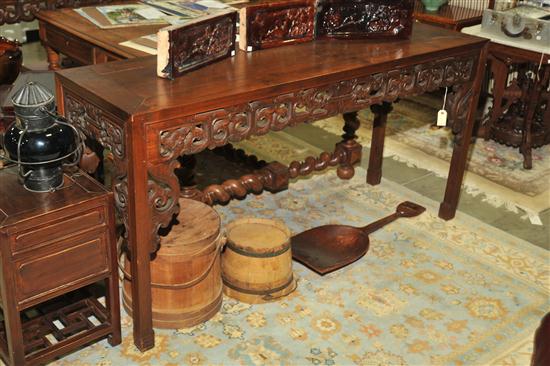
[
  {"left": 94, "top": 48, "right": 123, "bottom": 63},
  {"left": 15, "top": 229, "right": 110, "bottom": 303},
  {"left": 45, "top": 26, "right": 93, "bottom": 64},
  {"left": 11, "top": 208, "right": 106, "bottom": 255}
]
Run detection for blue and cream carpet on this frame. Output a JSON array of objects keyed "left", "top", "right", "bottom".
[
  {"left": 51, "top": 168, "right": 549, "bottom": 366},
  {"left": 313, "top": 98, "right": 550, "bottom": 218}
]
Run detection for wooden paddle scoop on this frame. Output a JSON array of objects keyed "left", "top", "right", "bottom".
[{"left": 291, "top": 201, "right": 426, "bottom": 275}]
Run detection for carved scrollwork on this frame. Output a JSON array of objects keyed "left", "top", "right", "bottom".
[
  {"left": 446, "top": 83, "right": 474, "bottom": 147},
  {"left": 147, "top": 160, "right": 181, "bottom": 252},
  {"left": 316, "top": 0, "right": 414, "bottom": 39},
  {"left": 64, "top": 93, "right": 125, "bottom": 159},
  {"left": 158, "top": 55, "right": 476, "bottom": 161},
  {"left": 245, "top": 3, "right": 315, "bottom": 50}
]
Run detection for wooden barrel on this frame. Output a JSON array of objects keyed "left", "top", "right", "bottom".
[
  {"left": 221, "top": 217, "right": 296, "bottom": 304},
  {"left": 122, "top": 199, "right": 223, "bottom": 328}
]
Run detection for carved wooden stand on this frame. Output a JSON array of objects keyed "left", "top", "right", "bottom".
[{"left": 477, "top": 43, "right": 550, "bottom": 169}]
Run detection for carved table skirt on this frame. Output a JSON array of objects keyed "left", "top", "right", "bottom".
[{"left": 55, "top": 24, "right": 488, "bottom": 351}]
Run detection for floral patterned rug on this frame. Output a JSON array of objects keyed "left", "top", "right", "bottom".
[
  {"left": 51, "top": 169, "right": 549, "bottom": 366},
  {"left": 313, "top": 97, "right": 550, "bottom": 217}
]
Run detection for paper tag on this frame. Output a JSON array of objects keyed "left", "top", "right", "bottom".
[
  {"left": 437, "top": 109, "right": 447, "bottom": 127},
  {"left": 197, "top": 0, "right": 228, "bottom": 9},
  {"left": 528, "top": 212, "right": 543, "bottom": 226},
  {"left": 135, "top": 7, "right": 166, "bottom": 20}
]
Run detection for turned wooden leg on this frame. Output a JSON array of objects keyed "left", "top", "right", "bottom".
[
  {"left": 45, "top": 46, "right": 61, "bottom": 70},
  {"left": 367, "top": 102, "right": 392, "bottom": 185},
  {"left": 336, "top": 111, "right": 362, "bottom": 179},
  {"left": 177, "top": 155, "right": 204, "bottom": 200},
  {"left": 342, "top": 111, "right": 360, "bottom": 141}
]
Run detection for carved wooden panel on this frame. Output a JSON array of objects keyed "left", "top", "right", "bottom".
[
  {"left": 157, "top": 11, "right": 237, "bottom": 79},
  {"left": 316, "top": 0, "right": 415, "bottom": 39},
  {"left": 239, "top": 0, "right": 315, "bottom": 52},
  {"left": 0, "top": 0, "right": 118, "bottom": 25},
  {"left": 63, "top": 92, "right": 125, "bottom": 159},
  {"left": 156, "top": 55, "right": 475, "bottom": 162}
]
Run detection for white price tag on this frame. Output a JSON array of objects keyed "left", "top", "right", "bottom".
[{"left": 437, "top": 109, "right": 447, "bottom": 127}]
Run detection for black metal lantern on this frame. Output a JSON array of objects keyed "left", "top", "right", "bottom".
[{"left": 2, "top": 82, "right": 81, "bottom": 192}]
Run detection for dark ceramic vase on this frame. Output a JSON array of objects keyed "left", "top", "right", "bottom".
[
  {"left": 0, "top": 37, "right": 22, "bottom": 85},
  {"left": 3, "top": 82, "right": 78, "bottom": 192}
]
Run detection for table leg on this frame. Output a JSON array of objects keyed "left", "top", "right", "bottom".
[
  {"left": 478, "top": 55, "right": 507, "bottom": 139},
  {"left": 367, "top": 102, "right": 392, "bottom": 185},
  {"left": 45, "top": 46, "right": 61, "bottom": 70},
  {"left": 439, "top": 45, "right": 488, "bottom": 220},
  {"left": 0, "top": 261, "right": 26, "bottom": 365}
]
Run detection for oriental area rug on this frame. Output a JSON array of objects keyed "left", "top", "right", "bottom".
[
  {"left": 312, "top": 96, "right": 550, "bottom": 220},
  {"left": 51, "top": 169, "right": 549, "bottom": 366}
]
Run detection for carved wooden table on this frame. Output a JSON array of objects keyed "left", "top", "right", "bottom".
[
  {"left": 55, "top": 23, "right": 488, "bottom": 351},
  {"left": 36, "top": 5, "right": 161, "bottom": 70},
  {"left": 413, "top": 0, "right": 494, "bottom": 31},
  {"left": 478, "top": 43, "right": 550, "bottom": 169},
  {"left": 0, "top": 167, "right": 121, "bottom": 365}
]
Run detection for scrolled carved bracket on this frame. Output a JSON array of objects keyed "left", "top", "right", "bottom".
[
  {"left": 157, "top": 56, "right": 476, "bottom": 161},
  {"left": 446, "top": 83, "right": 474, "bottom": 147},
  {"left": 147, "top": 160, "right": 181, "bottom": 253}
]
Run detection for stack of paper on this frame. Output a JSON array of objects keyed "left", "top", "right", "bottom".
[{"left": 74, "top": 4, "right": 170, "bottom": 29}]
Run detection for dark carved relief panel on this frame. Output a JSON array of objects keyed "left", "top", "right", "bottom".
[
  {"left": 158, "top": 11, "right": 236, "bottom": 79},
  {"left": 0, "top": 0, "right": 117, "bottom": 25},
  {"left": 64, "top": 92, "right": 125, "bottom": 159},
  {"left": 157, "top": 56, "right": 475, "bottom": 161},
  {"left": 240, "top": 0, "right": 315, "bottom": 51},
  {"left": 316, "top": 0, "right": 414, "bottom": 39}
]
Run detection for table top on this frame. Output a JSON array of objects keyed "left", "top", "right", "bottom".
[
  {"left": 36, "top": 7, "right": 165, "bottom": 59},
  {"left": 0, "top": 168, "right": 108, "bottom": 227},
  {"left": 56, "top": 23, "right": 487, "bottom": 123}
]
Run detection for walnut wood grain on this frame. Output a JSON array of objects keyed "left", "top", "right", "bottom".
[{"left": 55, "top": 23, "right": 488, "bottom": 351}]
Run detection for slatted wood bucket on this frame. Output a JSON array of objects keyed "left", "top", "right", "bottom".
[
  {"left": 221, "top": 218, "right": 296, "bottom": 304},
  {"left": 122, "top": 199, "right": 223, "bottom": 328}
]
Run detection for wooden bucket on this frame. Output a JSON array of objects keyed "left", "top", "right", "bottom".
[
  {"left": 221, "top": 218, "right": 297, "bottom": 304},
  {"left": 122, "top": 199, "right": 223, "bottom": 328}
]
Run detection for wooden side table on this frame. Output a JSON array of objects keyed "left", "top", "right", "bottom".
[
  {"left": 413, "top": 0, "right": 494, "bottom": 31},
  {"left": 0, "top": 167, "right": 121, "bottom": 365}
]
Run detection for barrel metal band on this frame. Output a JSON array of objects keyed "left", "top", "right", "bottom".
[
  {"left": 222, "top": 275, "right": 294, "bottom": 296},
  {"left": 225, "top": 241, "right": 290, "bottom": 258}
]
